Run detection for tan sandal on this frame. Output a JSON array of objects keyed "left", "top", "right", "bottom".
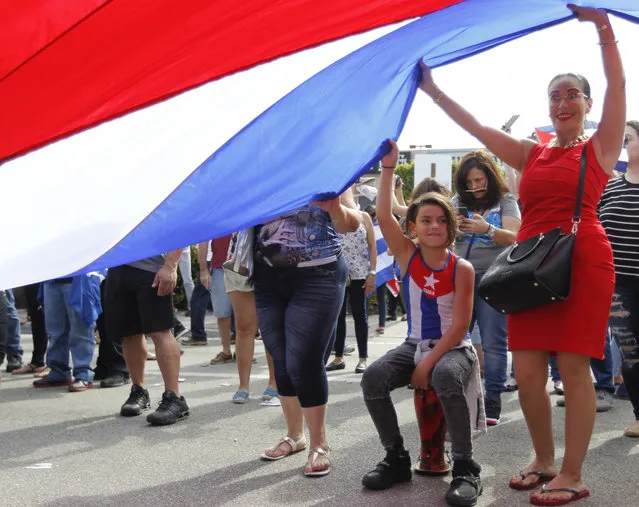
[
  {"left": 260, "top": 436, "right": 306, "bottom": 461},
  {"left": 12, "top": 363, "right": 47, "bottom": 375},
  {"left": 33, "top": 367, "right": 51, "bottom": 378},
  {"left": 304, "top": 445, "right": 331, "bottom": 477}
]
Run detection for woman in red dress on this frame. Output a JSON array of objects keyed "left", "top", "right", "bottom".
[{"left": 418, "top": 5, "right": 625, "bottom": 505}]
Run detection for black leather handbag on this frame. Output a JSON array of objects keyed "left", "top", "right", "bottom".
[{"left": 477, "top": 145, "right": 588, "bottom": 314}]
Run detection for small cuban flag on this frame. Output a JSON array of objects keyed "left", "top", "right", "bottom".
[
  {"left": 373, "top": 222, "right": 400, "bottom": 296},
  {"left": 535, "top": 120, "right": 627, "bottom": 173}
]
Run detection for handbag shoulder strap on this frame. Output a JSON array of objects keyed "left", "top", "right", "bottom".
[{"left": 573, "top": 144, "right": 589, "bottom": 224}]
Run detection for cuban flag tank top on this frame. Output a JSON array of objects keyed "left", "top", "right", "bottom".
[{"left": 403, "top": 248, "right": 471, "bottom": 347}]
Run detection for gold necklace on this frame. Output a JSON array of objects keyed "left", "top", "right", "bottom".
[{"left": 548, "top": 134, "right": 589, "bottom": 149}]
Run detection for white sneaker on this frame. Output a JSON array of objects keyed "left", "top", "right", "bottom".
[{"left": 553, "top": 380, "right": 564, "bottom": 395}]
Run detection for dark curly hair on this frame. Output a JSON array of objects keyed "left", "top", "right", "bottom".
[{"left": 454, "top": 150, "right": 508, "bottom": 212}]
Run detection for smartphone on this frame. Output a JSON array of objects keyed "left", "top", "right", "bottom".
[
  {"left": 395, "top": 175, "right": 403, "bottom": 188},
  {"left": 456, "top": 204, "right": 469, "bottom": 217}
]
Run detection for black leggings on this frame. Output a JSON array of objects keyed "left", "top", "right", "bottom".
[
  {"left": 24, "top": 283, "right": 48, "bottom": 367},
  {"left": 335, "top": 280, "right": 368, "bottom": 359}
]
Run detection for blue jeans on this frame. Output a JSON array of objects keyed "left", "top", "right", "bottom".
[
  {"left": 5, "top": 289, "right": 23, "bottom": 359},
  {"left": 470, "top": 272, "right": 508, "bottom": 398},
  {"left": 254, "top": 257, "right": 347, "bottom": 408},
  {"left": 44, "top": 283, "right": 96, "bottom": 382},
  {"left": 190, "top": 272, "right": 212, "bottom": 341}
]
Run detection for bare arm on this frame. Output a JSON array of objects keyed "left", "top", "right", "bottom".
[
  {"left": 314, "top": 187, "right": 361, "bottom": 233},
  {"left": 575, "top": 7, "right": 626, "bottom": 173},
  {"left": 411, "top": 259, "right": 475, "bottom": 389},
  {"left": 363, "top": 211, "right": 377, "bottom": 295},
  {"left": 152, "top": 248, "right": 183, "bottom": 296},
  {"left": 376, "top": 140, "right": 417, "bottom": 274},
  {"left": 419, "top": 61, "right": 536, "bottom": 172},
  {"left": 198, "top": 241, "right": 211, "bottom": 288}
]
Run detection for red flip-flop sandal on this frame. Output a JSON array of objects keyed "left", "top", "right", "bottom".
[
  {"left": 509, "top": 471, "right": 556, "bottom": 491},
  {"left": 530, "top": 484, "right": 590, "bottom": 506}
]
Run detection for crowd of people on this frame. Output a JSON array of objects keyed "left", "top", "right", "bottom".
[{"left": 1, "top": 5, "right": 638, "bottom": 507}]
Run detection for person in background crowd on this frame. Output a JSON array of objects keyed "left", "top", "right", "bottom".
[
  {"left": 419, "top": 6, "right": 624, "bottom": 503},
  {"left": 3, "top": 289, "right": 23, "bottom": 372},
  {"left": 598, "top": 120, "right": 639, "bottom": 437},
  {"left": 362, "top": 140, "right": 482, "bottom": 506},
  {"left": 33, "top": 273, "right": 103, "bottom": 392},
  {"left": 452, "top": 150, "right": 521, "bottom": 426},
  {"left": 106, "top": 250, "right": 189, "bottom": 426},
  {"left": 11, "top": 283, "right": 49, "bottom": 376},
  {"left": 178, "top": 246, "right": 195, "bottom": 317},
  {"left": 327, "top": 186, "right": 377, "bottom": 374},
  {"left": 0, "top": 290, "right": 7, "bottom": 383},
  {"left": 93, "top": 278, "right": 130, "bottom": 388},
  {"left": 222, "top": 230, "right": 279, "bottom": 404},
  {"left": 256, "top": 188, "right": 359, "bottom": 477}
]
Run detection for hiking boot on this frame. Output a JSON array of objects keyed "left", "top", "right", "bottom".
[
  {"left": 445, "top": 458, "right": 483, "bottom": 506},
  {"left": 484, "top": 395, "right": 501, "bottom": 426},
  {"left": 100, "top": 371, "right": 131, "bottom": 388},
  {"left": 6, "top": 355, "right": 23, "bottom": 373},
  {"left": 596, "top": 389, "right": 614, "bottom": 412},
  {"left": 146, "top": 390, "right": 190, "bottom": 426},
  {"left": 362, "top": 450, "right": 412, "bottom": 490},
  {"left": 120, "top": 384, "right": 151, "bottom": 417}
]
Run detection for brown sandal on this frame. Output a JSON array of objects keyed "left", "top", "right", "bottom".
[{"left": 12, "top": 363, "right": 47, "bottom": 375}]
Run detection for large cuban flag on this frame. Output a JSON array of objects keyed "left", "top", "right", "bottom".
[{"left": 1, "top": 1, "right": 638, "bottom": 289}]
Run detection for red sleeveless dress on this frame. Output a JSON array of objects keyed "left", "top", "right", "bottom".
[{"left": 507, "top": 139, "right": 614, "bottom": 359}]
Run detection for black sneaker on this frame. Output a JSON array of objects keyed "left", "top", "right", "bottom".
[
  {"left": 100, "top": 371, "right": 131, "bottom": 388},
  {"left": 445, "top": 459, "right": 483, "bottom": 506},
  {"left": 146, "top": 390, "right": 190, "bottom": 426},
  {"left": 120, "top": 384, "right": 151, "bottom": 417},
  {"left": 6, "top": 355, "right": 23, "bottom": 373},
  {"left": 173, "top": 321, "right": 188, "bottom": 340},
  {"left": 484, "top": 395, "right": 501, "bottom": 426},
  {"left": 362, "top": 450, "right": 412, "bottom": 490}
]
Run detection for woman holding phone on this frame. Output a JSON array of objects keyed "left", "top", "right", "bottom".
[{"left": 452, "top": 151, "right": 521, "bottom": 426}]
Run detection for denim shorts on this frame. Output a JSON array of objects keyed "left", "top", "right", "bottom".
[{"left": 210, "top": 267, "right": 233, "bottom": 318}]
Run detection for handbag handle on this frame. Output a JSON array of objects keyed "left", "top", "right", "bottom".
[
  {"left": 572, "top": 144, "right": 589, "bottom": 233},
  {"left": 507, "top": 232, "right": 546, "bottom": 263}
]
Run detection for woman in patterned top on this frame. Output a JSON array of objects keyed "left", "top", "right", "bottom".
[{"left": 255, "top": 188, "right": 360, "bottom": 477}]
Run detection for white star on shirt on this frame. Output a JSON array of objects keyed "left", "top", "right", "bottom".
[{"left": 424, "top": 273, "right": 439, "bottom": 290}]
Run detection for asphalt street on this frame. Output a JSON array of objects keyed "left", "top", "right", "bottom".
[{"left": 1, "top": 313, "right": 638, "bottom": 507}]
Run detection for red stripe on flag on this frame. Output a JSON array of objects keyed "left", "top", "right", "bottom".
[{"left": 0, "top": 0, "right": 461, "bottom": 162}]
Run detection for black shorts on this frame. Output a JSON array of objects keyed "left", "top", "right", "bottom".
[{"left": 105, "top": 265, "right": 174, "bottom": 342}]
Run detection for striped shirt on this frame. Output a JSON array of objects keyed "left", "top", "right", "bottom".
[{"left": 598, "top": 175, "right": 639, "bottom": 283}]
